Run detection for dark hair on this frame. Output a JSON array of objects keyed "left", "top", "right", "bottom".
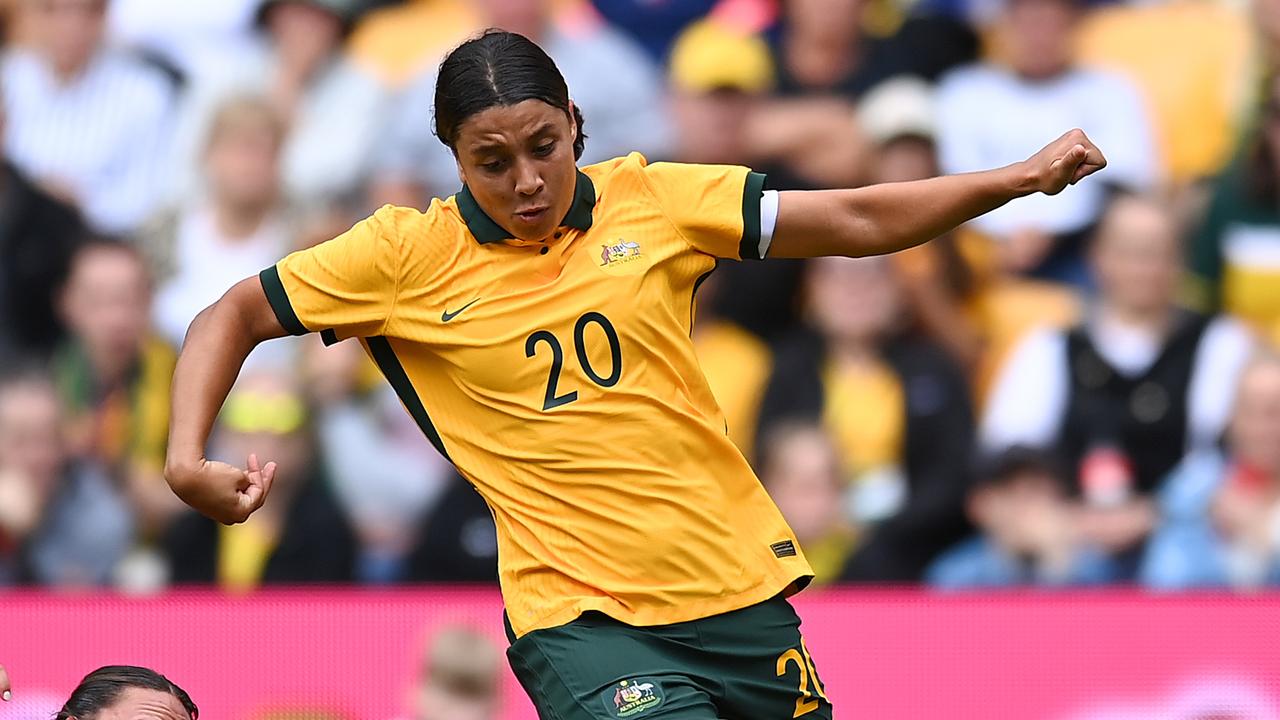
[
  {"left": 433, "top": 29, "right": 586, "bottom": 160},
  {"left": 56, "top": 666, "right": 198, "bottom": 720},
  {"left": 972, "top": 446, "right": 1067, "bottom": 491}
]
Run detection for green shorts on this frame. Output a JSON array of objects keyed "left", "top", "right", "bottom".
[{"left": 504, "top": 596, "right": 834, "bottom": 720}]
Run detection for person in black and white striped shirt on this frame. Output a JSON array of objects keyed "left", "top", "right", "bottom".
[{"left": 1, "top": 0, "right": 173, "bottom": 236}]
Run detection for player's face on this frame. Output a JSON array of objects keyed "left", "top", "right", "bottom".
[
  {"left": 87, "top": 688, "right": 191, "bottom": 720},
  {"left": 453, "top": 99, "right": 579, "bottom": 242}
]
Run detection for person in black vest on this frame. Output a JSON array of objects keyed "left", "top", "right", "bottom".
[
  {"left": 981, "top": 194, "right": 1255, "bottom": 572},
  {"left": 758, "top": 254, "right": 975, "bottom": 582}
]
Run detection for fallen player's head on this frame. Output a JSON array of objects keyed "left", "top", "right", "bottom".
[{"left": 56, "top": 666, "right": 197, "bottom": 720}]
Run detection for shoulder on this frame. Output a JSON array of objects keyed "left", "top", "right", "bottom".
[
  {"left": 93, "top": 51, "right": 173, "bottom": 105},
  {"left": 369, "top": 201, "right": 463, "bottom": 247},
  {"left": 581, "top": 151, "right": 658, "bottom": 197}
]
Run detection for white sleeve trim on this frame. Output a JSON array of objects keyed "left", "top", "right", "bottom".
[{"left": 759, "top": 189, "right": 779, "bottom": 259}]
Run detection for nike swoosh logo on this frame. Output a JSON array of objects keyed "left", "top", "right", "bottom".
[{"left": 441, "top": 298, "right": 481, "bottom": 322}]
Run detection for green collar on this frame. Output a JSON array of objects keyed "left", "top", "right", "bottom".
[{"left": 456, "top": 170, "right": 596, "bottom": 244}]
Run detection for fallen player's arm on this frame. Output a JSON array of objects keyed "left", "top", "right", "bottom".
[{"left": 768, "top": 128, "right": 1106, "bottom": 259}]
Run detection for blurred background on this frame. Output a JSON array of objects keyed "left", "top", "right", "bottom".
[{"left": 1, "top": 0, "right": 1280, "bottom": 716}]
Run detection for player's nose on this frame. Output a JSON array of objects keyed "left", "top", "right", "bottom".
[{"left": 513, "top": 158, "right": 544, "bottom": 196}]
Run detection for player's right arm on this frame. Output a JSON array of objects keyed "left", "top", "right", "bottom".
[
  {"left": 163, "top": 276, "right": 288, "bottom": 525},
  {"left": 165, "top": 207, "right": 405, "bottom": 524}
]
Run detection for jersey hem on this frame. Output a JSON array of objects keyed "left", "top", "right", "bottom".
[{"left": 507, "top": 565, "right": 814, "bottom": 639}]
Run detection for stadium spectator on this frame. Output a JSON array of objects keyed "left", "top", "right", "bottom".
[
  {"left": 145, "top": 94, "right": 299, "bottom": 372},
  {"left": 170, "top": 0, "right": 388, "bottom": 212},
  {"left": 0, "top": 369, "right": 135, "bottom": 586},
  {"left": 936, "top": 0, "right": 1157, "bottom": 284},
  {"left": 858, "top": 76, "right": 984, "bottom": 373},
  {"left": 301, "top": 335, "right": 452, "bottom": 584},
  {"left": 1075, "top": 0, "right": 1254, "bottom": 186},
  {"left": 53, "top": 240, "right": 178, "bottom": 536},
  {"left": 1188, "top": 76, "right": 1280, "bottom": 338},
  {"left": 758, "top": 422, "right": 855, "bottom": 585},
  {"left": 759, "top": 255, "right": 974, "bottom": 582},
  {"left": 771, "top": 0, "right": 976, "bottom": 99},
  {"left": 856, "top": 75, "right": 1084, "bottom": 400},
  {"left": 664, "top": 18, "right": 814, "bottom": 344},
  {"left": 662, "top": 20, "right": 777, "bottom": 454},
  {"left": 163, "top": 370, "right": 356, "bottom": 589},
  {"left": 0, "top": 106, "right": 86, "bottom": 361},
  {"left": 106, "top": 0, "right": 260, "bottom": 83},
  {"left": 689, "top": 272, "right": 772, "bottom": 458},
  {"left": 405, "top": 473, "right": 499, "bottom": 584},
  {"left": 56, "top": 666, "right": 197, "bottom": 720},
  {"left": 927, "top": 446, "right": 1119, "bottom": 588},
  {"left": 1141, "top": 354, "right": 1280, "bottom": 589},
  {"left": 370, "top": 0, "right": 670, "bottom": 209},
  {"left": 1, "top": 0, "right": 173, "bottom": 235},
  {"left": 407, "top": 626, "right": 502, "bottom": 720},
  {"left": 587, "top": 0, "right": 721, "bottom": 61},
  {"left": 346, "top": 0, "right": 479, "bottom": 89},
  {"left": 982, "top": 195, "right": 1255, "bottom": 572}
]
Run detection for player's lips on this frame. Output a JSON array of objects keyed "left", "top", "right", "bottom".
[{"left": 514, "top": 206, "right": 549, "bottom": 224}]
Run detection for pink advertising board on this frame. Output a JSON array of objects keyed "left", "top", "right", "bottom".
[{"left": 1, "top": 589, "right": 1278, "bottom": 719}]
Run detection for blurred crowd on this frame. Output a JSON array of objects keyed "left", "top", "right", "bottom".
[{"left": 0, "top": 0, "right": 1279, "bottom": 594}]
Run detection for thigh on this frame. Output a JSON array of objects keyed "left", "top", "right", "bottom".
[
  {"left": 698, "top": 597, "right": 835, "bottom": 720},
  {"left": 507, "top": 616, "right": 720, "bottom": 720}
]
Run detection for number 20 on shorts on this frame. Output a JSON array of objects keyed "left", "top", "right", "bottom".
[{"left": 776, "top": 638, "right": 828, "bottom": 718}]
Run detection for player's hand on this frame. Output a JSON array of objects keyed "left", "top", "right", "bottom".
[
  {"left": 1, "top": 662, "right": 11, "bottom": 701},
  {"left": 1022, "top": 129, "right": 1107, "bottom": 196},
  {"left": 165, "top": 453, "right": 276, "bottom": 525}
]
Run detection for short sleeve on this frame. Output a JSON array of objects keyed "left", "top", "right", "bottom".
[
  {"left": 641, "top": 161, "right": 768, "bottom": 260},
  {"left": 259, "top": 205, "right": 403, "bottom": 344}
]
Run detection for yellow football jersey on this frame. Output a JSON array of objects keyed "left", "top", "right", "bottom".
[{"left": 260, "top": 153, "right": 812, "bottom": 637}]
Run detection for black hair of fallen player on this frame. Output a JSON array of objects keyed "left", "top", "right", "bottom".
[
  {"left": 433, "top": 29, "right": 587, "bottom": 161},
  {"left": 56, "top": 666, "right": 198, "bottom": 720}
]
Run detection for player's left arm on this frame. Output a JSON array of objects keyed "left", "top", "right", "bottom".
[{"left": 768, "top": 129, "right": 1106, "bottom": 259}]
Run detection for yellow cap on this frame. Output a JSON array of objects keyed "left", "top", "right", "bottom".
[
  {"left": 668, "top": 19, "right": 775, "bottom": 95},
  {"left": 221, "top": 388, "right": 307, "bottom": 435}
]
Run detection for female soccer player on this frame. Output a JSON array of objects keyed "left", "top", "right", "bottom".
[{"left": 165, "top": 30, "right": 1105, "bottom": 720}]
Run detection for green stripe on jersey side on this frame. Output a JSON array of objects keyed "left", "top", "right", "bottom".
[
  {"left": 738, "top": 171, "right": 767, "bottom": 261},
  {"left": 689, "top": 259, "right": 719, "bottom": 332},
  {"left": 366, "top": 336, "right": 452, "bottom": 462},
  {"left": 258, "top": 266, "right": 308, "bottom": 336}
]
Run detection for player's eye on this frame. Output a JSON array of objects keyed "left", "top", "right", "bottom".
[
  {"left": 480, "top": 158, "right": 506, "bottom": 172},
  {"left": 533, "top": 141, "right": 556, "bottom": 157}
]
